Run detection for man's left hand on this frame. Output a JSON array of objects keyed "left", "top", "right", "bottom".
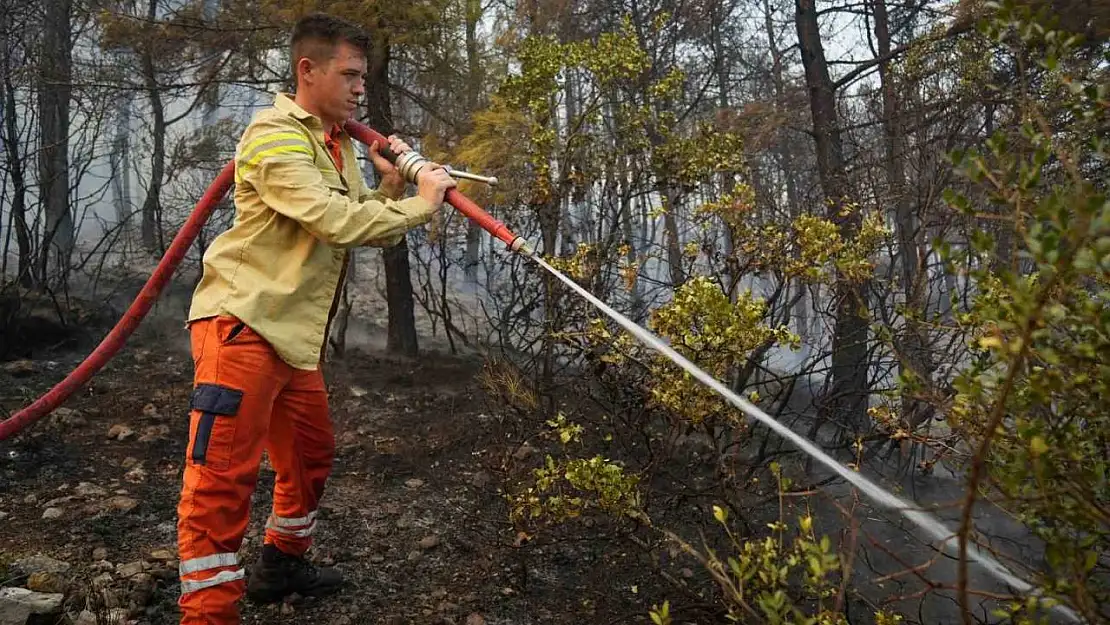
[{"left": 370, "top": 134, "right": 412, "bottom": 199}]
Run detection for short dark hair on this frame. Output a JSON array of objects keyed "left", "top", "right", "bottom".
[{"left": 290, "top": 13, "right": 371, "bottom": 83}]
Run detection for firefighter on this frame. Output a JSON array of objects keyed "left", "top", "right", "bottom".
[{"left": 175, "top": 12, "right": 456, "bottom": 624}]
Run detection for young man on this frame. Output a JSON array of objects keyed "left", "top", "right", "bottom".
[{"left": 175, "top": 13, "right": 456, "bottom": 625}]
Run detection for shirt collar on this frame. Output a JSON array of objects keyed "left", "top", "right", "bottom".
[{"left": 274, "top": 93, "right": 348, "bottom": 138}]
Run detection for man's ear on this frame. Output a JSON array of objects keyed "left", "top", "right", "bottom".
[{"left": 296, "top": 56, "right": 315, "bottom": 85}]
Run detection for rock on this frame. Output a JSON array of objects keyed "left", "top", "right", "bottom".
[
  {"left": 0, "top": 511, "right": 7, "bottom": 521},
  {"left": 92, "top": 573, "right": 114, "bottom": 591},
  {"left": 0, "top": 587, "right": 64, "bottom": 619},
  {"left": 92, "top": 547, "right": 109, "bottom": 561},
  {"left": 336, "top": 616, "right": 353, "bottom": 625},
  {"left": 681, "top": 567, "right": 694, "bottom": 578},
  {"left": 116, "top": 561, "right": 149, "bottom": 578},
  {"left": 405, "top": 478, "right": 425, "bottom": 489},
  {"left": 370, "top": 555, "right": 385, "bottom": 563},
  {"left": 138, "top": 424, "right": 169, "bottom": 443},
  {"left": 23, "top": 493, "right": 37, "bottom": 505},
  {"left": 280, "top": 603, "right": 294, "bottom": 616},
  {"left": 107, "top": 424, "right": 135, "bottom": 441},
  {"left": 385, "top": 616, "right": 405, "bottom": 625},
  {"left": 148, "top": 549, "right": 175, "bottom": 561},
  {"left": 407, "top": 550, "right": 422, "bottom": 562},
  {"left": 127, "top": 572, "right": 156, "bottom": 605},
  {"left": 41, "top": 507, "right": 63, "bottom": 520},
  {"left": 101, "top": 588, "right": 123, "bottom": 609},
  {"left": 513, "top": 442, "right": 536, "bottom": 460},
  {"left": 26, "top": 571, "right": 67, "bottom": 594},
  {"left": 124, "top": 465, "right": 148, "bottom": 483},
  {"left": 465, "top": 614, "right": 487, "bottom": 625},
  {"left": 42, "top": 495, "right": 76, "bottom": 508},
  {"left": 75, "top": 482, "right": 108, "bottom": 498},
  {"left": 107, "top": 496, "right": 139, "bottom": 513},
  {"left": 121, "top": 457, "right": 140, "bottom": 469},
  {"left": 142, "top": 403, "right": 159, "bottom": 418},
  {"left": 2, "top": 359, "right": 35, "bottom": 377},
  {"left": 74, "top": 610, "right": 98, "bottom": 625},
  {"left": 11, "top": 554, "right": 72, "bottom": 576},
  {"left": 419, "top": 535, "right": 441, "bottom": 550},
  {"left": 470, "top": 472, "right": 492, "bottom": 488}
]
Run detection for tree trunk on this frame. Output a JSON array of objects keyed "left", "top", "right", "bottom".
[
  {"left": 37, "top": 0, "right": 73, "bottom": 285},
  {"left": 873, "top": 0, "right": 934, "bottom": 428},
  {"left": 795, "top": 0, "right": 870, "bottom": 434},
  {"left": 140, "top": 0, "right": 164, "bottom": 254},
  {"left": 462, "top": 0, "right": 483, "bottom": 282},
  {"left": 367, "top": 30, "right": 419, "bottom": 356},
  {"left": 0, "top": 11, "right": 32, "bottom": 287}
]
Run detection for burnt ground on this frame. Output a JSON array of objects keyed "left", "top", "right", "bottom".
[
  {"left": 0, "top": 262, "right": 1072, "bottom": 625},
  {"left": 0, "top": 316, "right": 678, "bottom": 625}
]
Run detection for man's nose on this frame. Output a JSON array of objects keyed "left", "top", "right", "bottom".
[{"left": 352, "top": 80, "right": 365, "bottom": 95}]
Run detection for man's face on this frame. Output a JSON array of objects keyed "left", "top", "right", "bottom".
[{"left": 300, "top": 40, "right": 367, "bottom": 125}]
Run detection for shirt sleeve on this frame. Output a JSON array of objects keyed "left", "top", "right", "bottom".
[
  {"left": 235, "top": 118, "right": 436, "bottom": 249},
  {"left": 354, "top": 170, "right": 406, "bottom": 248}
]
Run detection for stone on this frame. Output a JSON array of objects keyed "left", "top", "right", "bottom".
[
  {"left": 0, "top": 587, "right": 63, "bottom": 620},
  {"left": 419, "top": 535, "right": 441, "bottom": 550},
  {"left": 116, "top": 561, "right": 149, "bottom": 578},
  {"left": 125, "top": 465, "right": 148, "bottom": 482},
  {"left": 92, "top": 547, "right": 108, "bottom": 561},
  {"left": 405, "top": 478, "right": 425, "bottom": 489},
  {"left": 148, "top": 549, "right": 175, "bottom": 561},
  {"left": 138, "top": 424, "right": 169, "bottom": 443},
  {"left": 42, "top": 495, "right": 75, "bottom": 508},
  {"left": 407, "top": 550, "right": 422, "bottom": 562},
  {"left": 513, "top": 442, "right": 536, "bottom": 460},
  {"left": 75, "top": 482, "right": 108, "bottom": 497},
  {"left": 2, "top": 360, "right": 35, "bottom": 376},
  {"left": 41, "top": 507, "right": 63, "bottom": 520},
  {"left": 23, "top": 493, "right": 37, "bottom": 505},
  {"left": 465, "top": 614, "right": 486, "bottom": 625},
  {"left": 10, "top": 554, "right": 71, "bottom": 576},
  {"left": 142, "top": 403, "right": 159, "bottom": 417},
  {"left": 107, "top": 424, "right": 135, "bottom": 441},
  {"left": 74, "top": 610, "right": 98, "bottom": 625},
  {"left": 92, "top": 573, "right": 114, "bottom": 591},
  {"left": 107, "top": 496, "right": 139, "bottom": 513},
  {"left": 0, "top": 511, "right": 7, "bottom": 521},
  {"left": 26, "top": 571, "right": 67, "bottom": 594}
]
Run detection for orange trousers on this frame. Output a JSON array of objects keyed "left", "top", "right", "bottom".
[{"left": 176, "top": 315, "right": 334, "bottom": 624}]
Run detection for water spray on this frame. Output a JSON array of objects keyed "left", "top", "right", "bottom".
[{"left": 0, "top": 120, "right": 1080, "bottom": 623}]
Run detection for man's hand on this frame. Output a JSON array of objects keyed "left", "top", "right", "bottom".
[
  {"left": 369, "top": 134, "right": 411, "bottom": 199},
  {"left": 416, "top": 162, "right": 456, "bottom": 208}
]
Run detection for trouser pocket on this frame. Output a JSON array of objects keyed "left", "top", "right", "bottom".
[{"left": 187, "top": 383, "right": 244, "bottom": 471}]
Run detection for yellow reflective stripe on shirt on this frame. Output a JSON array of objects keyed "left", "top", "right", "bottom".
[
  {"left": 235, "top": 131, "right": 314, "bottom": 182},
  {"left": 238, "top": 132, "right": 313, "bottom": 166}
]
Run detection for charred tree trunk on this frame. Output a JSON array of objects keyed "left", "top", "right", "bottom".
[
  {"left": 368, "top": 30, "right": 419, "bottom": 357},
  {"left": 462, "top": 0, "right": 483, "bottom": 282},
  {"left": 140, "top": 1, "right": 165, "bottom": 255},
  {"left": 795, "top": 0, "right": 870, "bottom": 435},
  {"left": 37, "top": 0, "right": 73, "bottom": 284},
  {"left": 1, "top": 11, "right": 32, "bottom": 287}
]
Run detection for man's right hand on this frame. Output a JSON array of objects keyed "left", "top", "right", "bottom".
[{"left": 416, "top": 164, "right": 456, "bottom": 208}]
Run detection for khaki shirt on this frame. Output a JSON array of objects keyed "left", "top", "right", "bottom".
[{"left": 188, "top": 93, "right": 435, "bottom": 369}]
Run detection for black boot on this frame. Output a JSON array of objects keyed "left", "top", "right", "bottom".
[{"left": 246, "top": 543, "right": 344, "bottom": 603}]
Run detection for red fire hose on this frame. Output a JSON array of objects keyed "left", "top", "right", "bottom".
[{"left": 0, "top": 120, "right": 528, "bottom": 441}]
